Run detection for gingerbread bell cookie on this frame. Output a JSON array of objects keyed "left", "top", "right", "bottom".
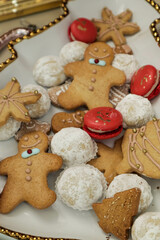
[
  {"left": 0, "top": 78, "right": 41, "bottom": 127},
  {"left": 93, "top": 7, "right": 140, "bottom": 54},
  {"left": 0, "top": 131, "right": 62, "bottom": 213},
  {"left": 58, "top": 42, "right": 126, "bottom": 110},
  {"left": 93, "top": 188, "right": 141, "bottom": 240},
  {"left": 51, "top": 110, "right": 87, "bottom": 133},
  {"left": 117, "top": 118, "right": 160, "bottom": 179}
]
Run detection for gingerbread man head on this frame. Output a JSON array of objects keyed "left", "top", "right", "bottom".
[
  {"left": 18, "top": 131, "right": 48, "bottom": 154},
  {"left": 84, "top": 42, "right": 114, "bottom": 67}
]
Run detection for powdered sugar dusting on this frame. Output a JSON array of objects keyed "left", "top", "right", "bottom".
[
  {"left": 132, "top": 212, "right": 160, "bottom": 240},
  {"left": 112, "top": 54, "right": 139, "bottom": 83},
  {"left": 33, "top": 55, "right": 66, "bottom": 87},
  {"left": 116, "top": 94, "right": 155, "bottom": 128},
  {"left": 0, "top": 117, "right": 21, "bottom": 141},
  {"left": 22, "top": 84, "right": 51, "bottom": 118},
  {"left": 51, "top": 127, "right": 98, "bottom": 167},
  {"left": 55, "top": 164, "right": 107, "bottom": 210},
  {"left": 59, "top": 41, "right": 88, "bottom": 66}
]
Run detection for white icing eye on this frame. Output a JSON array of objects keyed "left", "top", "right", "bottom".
[
  {"left": 34, "top": 134, "right": 39, "bottom": 139},
  {"left": 24, "top": 137, "right": 28, "bottom": 141},
  {"left": 94, "top": 47, "right": 98, "bottom": 52},
  {"left": 103, "top": 49, "right": 107, "bottom": 52}
]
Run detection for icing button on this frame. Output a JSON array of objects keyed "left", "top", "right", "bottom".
[
  {"left": 91, "top": 77, "right": 96, "bottom": 83},
  {"left": 27, "top": 161, "right": 32, "bottom": 166},
  {"left": 25, "top": 176, "right": 32, "bottom": 181},
  {"left": 25, "top": 168, "right": 31, "bottom": 174},
  {"left": 88, "top": 86, "right": 94, "bottom": 91},
  {"left": 92, "top": 69, "right": 97, "bottom": 74}
]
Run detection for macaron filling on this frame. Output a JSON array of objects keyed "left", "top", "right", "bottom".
[{"left": 144, "top": 70, "right": 160, "bottom": 98}]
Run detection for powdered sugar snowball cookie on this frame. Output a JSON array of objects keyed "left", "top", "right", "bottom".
[
  {"left": 112, "top": 54, "right": 139, "bottom": 83},
  {"left": 22, "top": 84, "right": 51, "bottom": 118},
  {"left": 51, "top": 127, "right": 98, "bottom": 167},
  {"left": 33, "top": 56, "right": 66, "bottom": 87},
  {"left": 55, "top": 164, "right": 107, "bottom": 210},
  {"left": 0, "top": 176, "right": 6, "bottom": 193},
  {"left": 59, "top": 41, "right": 88, "bottom": 66},
  {"left": 116, "top": 94, "right": 155, "bottom": 128},
  {"left": 106, "top": 174, "right": 153, "bottom": 213},
  {"left": 132, "top": 212, "right": 160, "bottom": 240},
  {"left": 0, "top": 117, "right": 21, "bottom": 141}
]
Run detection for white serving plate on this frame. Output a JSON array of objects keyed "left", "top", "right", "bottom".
[{"left": 0, "top": 0, "right": 160, "bottom": 239}]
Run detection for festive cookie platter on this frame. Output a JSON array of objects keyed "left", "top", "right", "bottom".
[{"left": 0, "top": 0, "right": 160, "bottom": 239}]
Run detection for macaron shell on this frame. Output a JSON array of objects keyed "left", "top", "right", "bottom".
[
  {"left": 68, "top": 18, "right": 97, "bottom": 43},
  {"left": 147, "top": 78, "right": 160, "bottom": 100},
  {"left": 130, "top": 65, "right": 159, "bottom": 97},
  {"left": 83, "top": 107, "right": 123, "bottom": 132},
  {"left": 83, "top": 124, "right": 123, "bottom": 140}
]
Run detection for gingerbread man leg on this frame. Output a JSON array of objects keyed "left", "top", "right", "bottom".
[
  {"left": 58, "top": 84, "right": 84, "bottom": 110},
  {"left": 0, "top": 184, "right": 23, "bottom": 213},
  {"left": 26, "top": 187, "right": 56, "bottom": 209}
]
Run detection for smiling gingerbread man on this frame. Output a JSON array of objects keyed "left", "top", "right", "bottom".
[
  {"left": 0, "top": 131, "right": 62, "bottom": 213},
  {"left": 58, "top": 42, "right": 126, "bottom": 110}
]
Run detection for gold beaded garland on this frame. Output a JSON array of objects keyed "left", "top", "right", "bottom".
[{"left": 0, "top": 0, "right": 69, "bottom": 72}]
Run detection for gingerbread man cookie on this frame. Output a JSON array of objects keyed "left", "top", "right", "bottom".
[
  {"left": 0, "top": 131, "right": 62, "bottom": 213},
  {"left": 51, "top": 110, "right": 87, "bottom": 133},
  {"left": 58, "top": 42, "right": 126, "bottom": 110}
]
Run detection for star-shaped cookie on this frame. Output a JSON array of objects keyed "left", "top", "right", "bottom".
[
  {"left": 92, "top": 188, "right": 141, "bottom": 240},
  {"left": 0, "top": 78, "right": 41, "bottom": 127},
  {"left": 93, "top": 7, "right": 140, "bottom": 46},
  {"left": 88, "top": 138, "right": 123, "bottom": 183}
]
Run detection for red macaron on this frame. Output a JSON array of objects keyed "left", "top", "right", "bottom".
[
  {"left": 83, "top": 107, "right": 123, "bottom": 140},
  {"left": 130, "top": 65, "right": 160, "bottom": 100},
  {"left": 68, "top": 17, "right": 97, "bottom": 43}
]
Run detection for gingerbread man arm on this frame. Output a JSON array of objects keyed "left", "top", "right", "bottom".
[
  {"left": 64, "top": 61, "right": 82, "bottom": 77},
  {"left": 107, "top": 66, "right": 126, "bottom": 86},
  {"left": 44, "top": 153, "right": 62, "bottom": 172},
  {"left": 58, "top": 82, "right": 85, "bottom": 110},
  {"left": 0, "top": 157, "right": 13, "bottom": 175}
]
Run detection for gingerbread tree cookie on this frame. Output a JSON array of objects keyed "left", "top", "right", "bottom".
[
  {"left": 0, "top": 78, "right": 41, "bottom": 127},
  {"left": 58, "top": 42, "right": 126, "bottom": 110},
  {"left": 0, "top": 131, "right": 62, "bottom": 213},
  {"left": 88, "top": 138, "right": 123, "bottom": 183},
  {"left": 93, "top": 8, "right": 140, "bottom": 54},
  {"left": 92, "top": 188, "right": 141, "bottom": 240}
]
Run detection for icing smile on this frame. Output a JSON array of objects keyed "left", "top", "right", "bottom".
[
  {"left": 21, "top": 139, "right": 42, "bottom": 148},
  {"left": 89, "top": 51, "right": 110, "bottom": 59}
]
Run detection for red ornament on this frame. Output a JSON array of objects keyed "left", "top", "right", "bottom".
[
  {"left": 94, "top": 59, "right": 99, "bottom": 64},
  {"left": 130, "top": 65, "right": 160, "bottom": 100},
  {"left": 27, "top": 149, "right": 32, "bottom": 154}
]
